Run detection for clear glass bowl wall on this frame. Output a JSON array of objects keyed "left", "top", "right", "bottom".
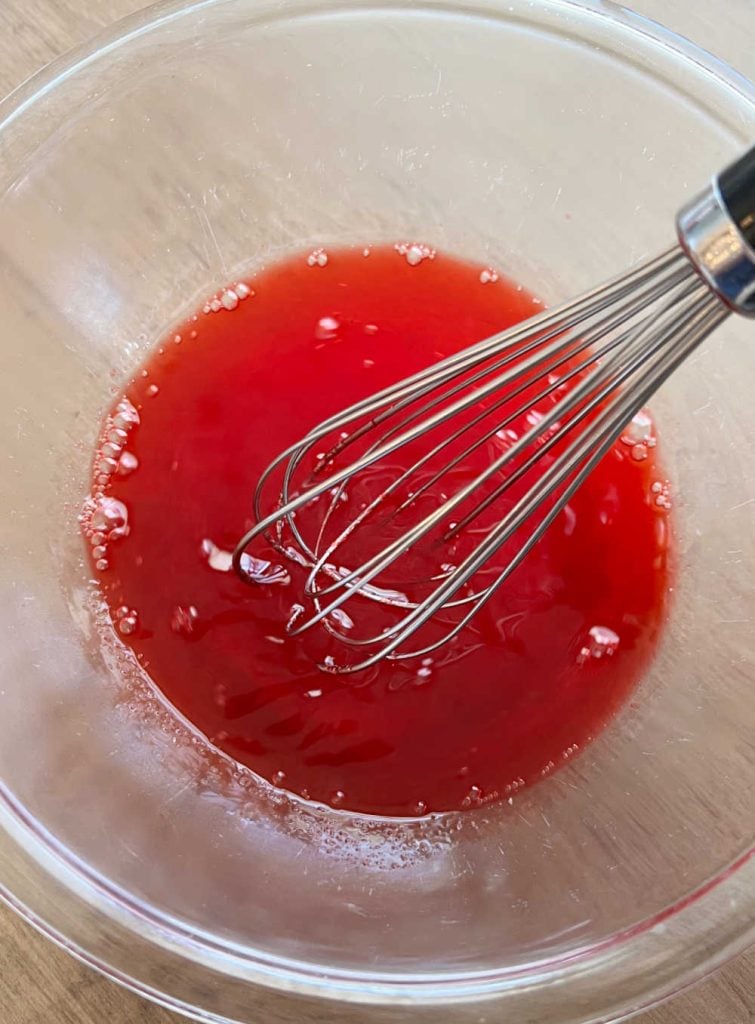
[{"left": 0, "top": 1, "right": 753, "bottom": 1022}]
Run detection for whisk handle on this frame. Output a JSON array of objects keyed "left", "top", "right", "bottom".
[
  {"left": 718, "top": 143, "right": 755, "bottom": 250},
  {"left": 677, "top": 143, "right": 755, "bottom": 316}
]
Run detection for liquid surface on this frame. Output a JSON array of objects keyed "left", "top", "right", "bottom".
[{"left": 83, "top": 245, "right": 673, "bottom": 816}]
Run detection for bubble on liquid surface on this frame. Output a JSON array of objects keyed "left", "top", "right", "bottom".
[
  {"left": 577, "top": 625, "right": 620, "bottom": 664},
  {"left": 117, "top": 451, "right": 139, "bottom": 476},
  {"left": 235, "top": 282, "right": 252, "bottom": 299},
  {"left": 651, "top": 479, "right": 672, "bottom": 510},
  {"left": 621, "top": 410, "right": 656, "bottom": 457},
  {"left": 307, "top": 248, "right": 329, "bottom": 268},
  {"left": 315, "top": 315, "right": 340, "bottom": 340},
  {"left": 461, "top": 784, "right": 483, "bottom": 809},
  {"left": 479, "top": 268, "right": 499, "bottom": 284},
  {"left": 414, "top": 657, "right": 434, "bottom": 685},
  {"left": 201, "top": 538, "right": 232, "bottom": 573},
  {"left": 114, "top": 605, "right": 139, "bottom": 636},
  {"left": 221, "top": 289, "right": 239, "bottom": 311},
  {"left": 113, "top": 398, "right": 140, "bottom": 431},
  {"left": 406, "top": 246, "right": 424, "bottom": 266},
  {"left": 118, "top": 615, "right": 138, "bottom": 636},
  {"left": 90, "top": 496, "right": 129, "bottom": 539},
  {"left": 395, "top": 241, "right": 436, "bottom": 266},
  {"left": 171, "top": 604, "right": 199, "bottom": 635}
]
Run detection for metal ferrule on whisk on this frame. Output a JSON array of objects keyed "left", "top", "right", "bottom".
[{"left": 677, "top": 145, "right": 755, "bottom": 316}]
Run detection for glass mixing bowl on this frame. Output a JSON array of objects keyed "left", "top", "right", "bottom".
[{"left": 0, "top": 1, "right": 753, "bottom": 1021}]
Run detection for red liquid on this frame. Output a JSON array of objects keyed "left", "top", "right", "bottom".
[{"left": 83, "top": 245, "right": 673, "bottom": 817}]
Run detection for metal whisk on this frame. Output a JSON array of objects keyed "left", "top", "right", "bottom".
[{"left": 234, "top": 145, "right": 755, "bottom": 673}]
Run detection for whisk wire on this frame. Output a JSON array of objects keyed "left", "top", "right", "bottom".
[
  {"left": 239, "top": 250, "right": 686, "bottom": 557},
  {"left": 297, "top": 263, "right": 704, "bottom": 611},
  {"left": 233, "top": 240, "right": 734, "bottom": 673},
  {"left": 323, "top": 288, "right": 727, "bottom": 668}
]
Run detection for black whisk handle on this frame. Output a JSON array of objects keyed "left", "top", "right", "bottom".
[{"left": 718, "top": 143, "right": 755, "bottom": 250}]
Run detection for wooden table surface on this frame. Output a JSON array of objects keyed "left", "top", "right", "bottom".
[{"left": 0, "top": 1, "right": 752, "bottom": 1022}]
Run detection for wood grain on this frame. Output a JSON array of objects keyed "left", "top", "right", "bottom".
[
  {"left": 0, "top": 1, "right": 752, "bottom": 1022},
  {"left": 1, "top": 899, "right": 753, "bottom": 1023}
]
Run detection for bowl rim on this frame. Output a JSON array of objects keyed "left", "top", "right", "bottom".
[{"left": 0, "top": 0, "right": 753, "bottom": 1019}]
